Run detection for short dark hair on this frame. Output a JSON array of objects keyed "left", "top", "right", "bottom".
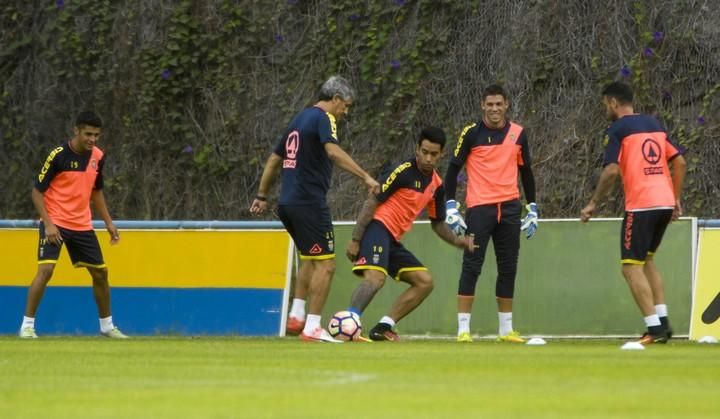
[
  {"left": 481, "top": 84, "right": 508, "bottom": 101},
  {"left": 418, "top": 126, "right": 446, "bottom": 149},
  {"left": 75, "top": 111, "right": 102, "bottom": 128},
  {"left": 602, "top": 82, "right": 634, "bottom": 105}
]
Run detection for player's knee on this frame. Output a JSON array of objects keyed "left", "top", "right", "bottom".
[
  {"left": 419, "top": 273, "right": 434, "bottom": 292},
  {"left": 363, "top": 270, "right": 386, "bottom": 288},
  {"left": 35, "top": 265, "right": 55, "bottom": 283},
  {"left": 497, "top": 256, "right": 519, "bottom": 275},
  {"left": 461, "top": 263, "right": 482, "bottom": 282},
  {"left": 407, "top": 271, "right": 433, "bottom": 292},
  {"left": 89, "top": 267, "right": 109, "bottom": 283},
  {"left": 621, "top": 263, "right": 642, "bottom": 279},
  {"left": 315, "top": 259, "right": 336, "bottom": 278}
]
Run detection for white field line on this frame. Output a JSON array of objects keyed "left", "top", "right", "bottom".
[
  {"left": 402, "top": 334, "right": 689, "bottom": 340},
  {"left": 315, "top": 371, "right": 376, "bottom": 385}
]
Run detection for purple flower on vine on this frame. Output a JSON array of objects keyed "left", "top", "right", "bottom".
[
  {"left": 652, "top": 31, "right": 664, "bottom": 42},
  {"left": 287, "top": 0, "right": 298, "bottom": 5},
  {"left": 390, "top": 59, "right": 401, "bottom": 70},
  {"left": 662, "top": 91, "right": 672, "bottom": 100},
  {"left": 182, "top": 145, "right": 193, "bottom": 154},
  {"left": 643, "top": 47, "right": 654, "bottom": 58},
  {"left": 394, "top": 0, "right": 406, "bottom": 5},
  {"left": 56, "top": 0, "right": 64, "bottom": 8},
  {"left": 274, "top": 34, "right": 284, "bottom": 43},
  {"left": 161, "top": 69, "right": 171, "bottom": 80},
  {"left": 349, "top": 14, "right": 360, "bottom": 22},
  {"left": 696, "top": 116, "right": 706, "bottom": 126},
  {"left": 619, "top": 65, "right": 631, "bottom": 78}
]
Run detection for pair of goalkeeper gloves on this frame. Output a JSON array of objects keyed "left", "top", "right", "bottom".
[{"left": 445, "top": 200, "right": 538, "bottom": 239}]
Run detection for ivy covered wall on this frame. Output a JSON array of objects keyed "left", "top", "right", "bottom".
[{"left": 1, "top": 0, "right": 718, "bottom": 220}]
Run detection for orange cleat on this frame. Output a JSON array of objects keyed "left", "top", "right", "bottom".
[{"left": 286, "top": 316, "right": 305, "bottom": 336}]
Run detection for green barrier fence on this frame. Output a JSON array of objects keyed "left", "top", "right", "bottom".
[{"left": 322, "top": 219, "right": 694, "bottom": 336}]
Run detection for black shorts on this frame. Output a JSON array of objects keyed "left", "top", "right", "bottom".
[
  {"left": 278, "top": 204, "right": 335, "bottom": 260},
  {"left": 38, "top": 222, "right": 105, "bottom": 268},
  {"left": 620, "top": 209, "right": 673, "bottom": 264},
  {"left": 351, "top": 220, "right": 426, "bottom": 280},
  {"left": 464, "top": 199, "right": 521, "bottom": 263}
]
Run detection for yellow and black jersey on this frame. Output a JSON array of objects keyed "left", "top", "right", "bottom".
[
  {"left": 373, "top": 158, "right": 445, "bottom": 241},
  {"left": 34, "top": 143, "right": 105, "bottom": 230},
  {"left": 449, "top": 120, "right": 532, "bottom": 207}
]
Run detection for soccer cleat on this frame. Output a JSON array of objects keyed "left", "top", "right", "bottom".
[
  {"left": 497, "top": 330, "right": 526, "bottom": 343},
  {"left": 19, "top": 327, "right": 38, "bottom": 339},
  {"left": 101, "top": 327, "right": 129, "bottom": 339},
  {"left": 457, "top": 332, "right": 473, "bottom": 343},
  {"left": 660, "top": 317, "right": 673, "bottom": 339},
  {"left": 286, "top": 316, "right": 305, "bottom": 336},
  {"left": 637, "top": 332, "right": 668, "bottom": 345},
  {"left": 300, "top": 327, "right": 343, "bottom": 343},
  {"left": 368, "top": 324, "right": 400, "bottom": 342},
  {"left": 352, "top": 334, "right": 373, "bottom": 343}
]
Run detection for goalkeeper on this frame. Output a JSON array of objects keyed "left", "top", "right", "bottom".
[
  {"left": 444, "top": 84, "right": 538, "bottom": 343},
  {"left": 346, "top": 127, "right": 473, "bottom": 341}
]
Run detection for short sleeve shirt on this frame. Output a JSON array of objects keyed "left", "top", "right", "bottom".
[
  {"left": 603, "top": 114, "right": 685, "bottom": 211},
  {"left": 373, "top": 158, "right": 445, "bottom": 241},
  {"left": 274, "top": 107, "right": 340, "bottom": 206},
  {"left": 35, "top": 143, "right": 105, "bottom": 230}
]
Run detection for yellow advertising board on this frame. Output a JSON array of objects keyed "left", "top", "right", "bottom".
[
  {"left": 0, "top": 227, "right": 293, "bottom": 335},
  {"left": 0, "top": 229, "right": 291, "bottom": 289},
  {"left": 690, "top": 229, "right": 720, "bottom": 340}
]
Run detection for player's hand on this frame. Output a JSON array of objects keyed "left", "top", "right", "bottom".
[
  {"left": 249, "top": 197, "right": 268, "bottom": 215},
  {"left": 672, "top": 200, "right": 683, "bottom": 221},
  {"left": 580, "top": 201, "right": 595, "bottom": 223},
  {"left": 346, "top": 239, "right": 360, "bottom": 262},
  {"left": 364, "top": 176, "right": 380, "bottom": 195},
  {"left": 520, "top": 202, "right": 538, "bottom": 239},
  {"left": 455, "top": 233, "right": 475, "bottom": 252},
  {"left": 107, "top": 223, "right": 120, "bottom": 245},
  {"left": 44, "top": 223, "right": 62, "bottom": 246},
  {"left": 445, "top": 200, "right": 467, "bottom": 236}
]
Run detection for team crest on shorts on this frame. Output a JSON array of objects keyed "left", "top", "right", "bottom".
[
  {"left": 372, "top": 253, "right": 380, "bottom": 264},
  {"left": 328, "top": 240, "right": 334, "bottom": 251}
]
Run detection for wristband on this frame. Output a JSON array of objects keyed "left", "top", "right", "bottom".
[{"left": 255, "top": 195, "right": 267, "bottom": 201}]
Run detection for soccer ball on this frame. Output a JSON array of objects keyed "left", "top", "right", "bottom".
[{"left": 327, "top": 311, "right": 362, "bottom": 341}]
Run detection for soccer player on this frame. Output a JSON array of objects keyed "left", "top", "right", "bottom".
[
  {"left": 581, "top": 81, "right": 687, "bottom": 345},
  {"left": 444, "top": 84, "right": 538, "bottom": 343},
  {"left": 250, "top": 76, "right": 380, "bottom": 342},
  {"left": 19, "top": 111, "right": 127, "bottom": 339},
  {"left": 346, "top": 127, "right": 474, "bottom": 341}
]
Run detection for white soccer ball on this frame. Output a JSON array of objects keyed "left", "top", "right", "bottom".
[{"left": 327, "top": 311, "right": 362, "bottom": 341}]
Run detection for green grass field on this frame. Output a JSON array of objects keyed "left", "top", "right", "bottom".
[{"left": 1, "top": 337, "right": 718, "bottom": 418}]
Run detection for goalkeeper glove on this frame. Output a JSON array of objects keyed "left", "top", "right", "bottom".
[
  {"left": 445, "top": 200, "right": 467, "bottom": 236},
  {"left": 520, "top": 202, "right": 538, "bottom": 239}
]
